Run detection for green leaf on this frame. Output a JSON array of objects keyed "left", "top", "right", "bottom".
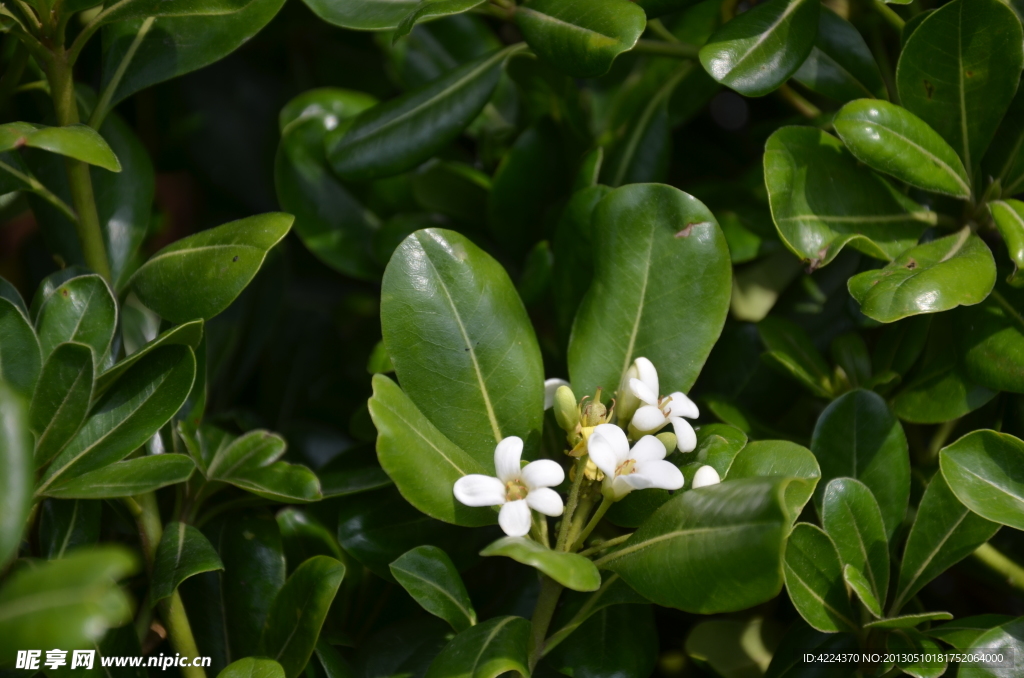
[
  {"left": 480, "top": 537, "right": 600, "bottom": 592},
  {"left": 0, "top": 298, "right": 41, "bottom": 399},
  {"left": 327, "top": 46, "right": 522, "bottom": 181},
  {"left": 152, "top": 522, "right": 224, "bottom": 605},
  {"left": 886, "top": 628, "right": 947, "bottom": 678},
  {"left": 97, "top": 0, "right": 254, "bottom": 25},
  {"left": 0, "top": 277, "right": 27, "bottom": 316},
  {"left": 783, "top": 523, "right": 857, "bottom": 633},
  {"left": 0, "top": 122, "right": 121, "bottom": 172},
  {"left": 928, "top": 615, "right": 1015, "bottom": 648},
  {"left": 38, "top": 345, "right": 196, "bottom": 494},
  {"left": 684, "top": 616, "right": 776, "bottom": 678},
  {"left": 699, "top": 0, "right": 819, "bottom": 97},
  {"left": 260, "top": 556, "right": 346, "bottom": 678},
  {"left": 834, "top": 100, "right": 971, "bottom": 198},
  {"left": 891, "top": 473, "right": 999, "bottom": 614},
  {"left": 983, "top": 87, "right": 1024, "bottom": 199},
  {"left": 390, "top": 545, "right": 476, "bottom": 631},
  {"left": 848, "top": 229, "right": 997, "bottom": 323},
  {"left": 821, "top": 478, "right": 889, "bottom": 614},
  {"left": 547, "top": 605, "right": 658, "bottom": 678},
  {"left": 843, "top": 564, "right": 882, "bottom": 617},
  {"left": 38, "top": 499, "right": 101, "bottom": 559},
  {"left": 957, "top": 284, "right": 1024, "bottom": 393},
  {"left": 394, "top": 0, "right": 486, "bottom": 42},
  {"left": 380, "top": 228, "right": 544, "bottom": 464},
  {"left": 42, "top": 454, "right": 196, "bottom": 499},
  {"left": 940, "top": 430, "right": 1024, "bottom": 530},
  {"left": 218, "top": 659, "right": 285, "bottom": 678},
  {"left": 873, "top": 315, "right": 930, "bottom": 378},
  {"left": 865, "top": 612, "right": 953, "bottom": 629},
  {"left": 896, "top": 0, "right": 1023, "bottom": 181},
  {"left": 277, "top": 509, "right": 343, "bottom": 568},
  {"left": 30, "top": 342, "right": 93, "bottom": 468},
  {"left": 368, "top": 374, "right": 493, "bottom": 526},
  {"left": 545, "top": 573, "right": 649, "bottom": 652},
  {"left": 757, "top": 316, "right": 833, "bottom": 398},
  {"left": 552, "top": 185, "right": 608, "bottom": 336},
  {"left": 991, "top": 200, "right": 1024, "bottom": 286},
  {"left": 424, "top": 616, "right": 530, "bottom": 678},
  {"left": 95, "top": 320, "right": 203, "bottom": 397},
  {"left": 0, "top": 382, "right": 31, "bottom": 568},
  {"left": 0, "top": 546, "right": 136, "bottom": 663},
  {"left": 810, "top": 389, "right": 910, "bottom": 539},
  {"left": 725, "top": 440, "right": 820, "bottom": 518},
  {"left": 831, "top": 333, "right": 872, "bottom": 388},
  {"left": 764, "top": 126, "right": 931, "bottom": 268},
  {"left": 792, "top": 7, "right": 886, "bottom": 102},
  {"left": 129, "top": 213, "right": 293, "bottom": 323},
  {"left": 300, "top": 0, "right": 417, "bottom": 29},
  {"left": 206, "top": 430, "right": 321, "bottom": 503},
  {"left": 35, "top": 274, "right": 117, "bottom": 361},
  {"left": 515, "top": 0, "right": 646, "bottom": 78},
  {"left": 957, "top": 617, "right": 1024, "bottom": 678},
  {"left": 602, "top": 478, "right": 799, "bottom": 613},
  {"left": 568, "top": 183, "right": 732, "bottom": 400}
]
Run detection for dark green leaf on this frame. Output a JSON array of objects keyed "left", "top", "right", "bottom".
[
  {"left": 546, "top": 605, "right": 658, "bottom": 678},
  {"left": 831, "top": 333, "right": 872, "bottom": 388},
  {"left": 958, "top": 285, "right": 1024, "bottom": 393},
  {"left": 793, "top": 8, "right": 886, "bottom": 102},
  {"left": 545, "top": 573, "right": 649, "bottom": 652},
  {"left": 0, "top": 382, "right": 31, "bottom": 567},
  {"left": 277, "top": 509, "right": 343, "bottom": 569},
  {"left": 725, "top": 440, "right": 820, "bottom": 518},
  {"left": 764, "top": 620, "right": 859, "bottom": 678},
  {"left": 864, "top": 612, "right": 953, "bottom": 629},
  {"left": 0, "top": 122, "right": 120, "bottom": 172},
  {"left": 218, "top": 659, "right": 286, "bottom": 678},
  {"left": 940, "top": 430, "right": 1024, "bottom": 530},
  {"left": 412, "top": 161, "right": 490, "bottom": 226},
  {"left": 300, "top": 0, "right": 417, "bottom": 29},
  {"left": 990, "top": 200, "right": 1024, "bottom": 286},
  {"left": 928, "top": 614, "right": 1015, "bottom": 649},
  {"left": 983, "top": 87, "right": 1024, "bottom": 199},
  {"left": 886, "top": 628, "right": 946, "bottom": 678},
  {"left": 0, "top": 277, "right": 27, "bottom": 317},
  {"left": 35, "top": 274, "right": 117, "bottom": 361},
  {"left": 206, "top": 430, "right": 321, "bottom": 503},
  {"left": 956, "top": 616, "right": 1024, "bottom": 678},
  {"left": 480, "top": 537, "right": 601, "bottom": 592},
  {"left": 42, "top": 454, "right": 196, "bottom": 499},
  {"left": 552, "top": 185, "right": 608, "bottom": 337},
  {"left": 873, "top": 315, "right": 930, "bottom": 377},
  {"left": 151, "top": 522, "right": 224, "bottom": 605},
  {"left": 390, "top": 545, "right": 476, "bottom": 631},
  {"left": 394, "top": 0, "right": 486, "bottom": 42},
  {"left": 96, "top": 0, "right": 254, "bottom": 25},
  {"left": 38, "top": 499, "right": 101, "bottom": 559},
  {"left": 757, "top": 316, "right": 833, "bottom": 398},
  {"left": 821, "top": 478, "right": 889, "bottom": 614},
  {"left": 783, "top": 523, "right": 857, "bottom": 633},
  {"left": 30, "top": 342, "right": 93, "bottom": 467},
  {"left": 424, "top": 616, "right": 530, "bottom": 678},
  {"left": 95, "top": 320, "right": 203, "bottom": 397},
  {"left": 684, "top": 616, "right": 776, "bottom": 678},
  {"left": 0, "top": 298, "right": 41, "bottom": 398}
]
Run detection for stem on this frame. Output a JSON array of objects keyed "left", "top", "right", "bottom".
[
  {"left": 646, "top": 19, "right": 678, "bottom": 43},
  {"left": 873, "top": 0, "right": 905, "bottom": 31},
  {"left": 529, "top": 576, "right": 563, "bottom": 672},
  {"left": 990, "top": 289, "right": 1024, "bottom": 335},
  {"left": 0, "top": 159, "right": 78, "bottom": 222},
  {"left": 776, "top": 83, "right": 821, "bottom": 119},
  {"left": 630, "top": 39, "right": 700, "bottom": 60},
  {"left": 577, "top": 533, "right": 632, "bottom": 559},
  {"left": 88, "top": 16, "right": 155, "bottom": 129},
  {"left": 926, "top": 419, "right": 960, "bottom": 464},
  {"left": 973, "top": 543, "right": 1024, "bottom": 593},
  {"left": 45, "top": 50, "right": 112, "bottom": 281},
  {"left": 572, "top": 496, "right": 613, "bottom": 552},
  {"left": 556, "top": 457, "right": 589, "bottom": 551}
]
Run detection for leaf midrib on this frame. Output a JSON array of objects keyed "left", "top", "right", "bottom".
[{"left": 392, "top": 565, "right": 473, "bottom": 626}]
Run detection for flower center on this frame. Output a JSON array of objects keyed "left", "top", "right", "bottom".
[
  {"left": 616, "top": 458, "right": 637, "bottom": 476},
  {"left": 506, "top": 479, "right": 528, "bottom": 501}
]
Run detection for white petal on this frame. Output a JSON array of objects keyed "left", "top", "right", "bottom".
[
  {"left": 494, "top": 436, "right": 524, "bottom": 483},
  {"left": 671, "top": 417, "right": 697, "bottom": 452},
  {"left": 521, "top": 459, "right": 565, "bottom": 490},
  {"left": 633, "top": 459, "right": 684, "bottom": 491},
  {"left": 588, "top": 424, "right": 630, "bottom": 477},
  {"left": 666, "top": 392, "right": 699, "bottom": 419},
  {"left": 453, "top": 475, "right": 506, "bottom": 507},
  {"left": 498, "top": 499, "right": 532, "bottom": 537},
  {"left": 544, "top": 378, "right": 570, "bottom": 410},
  {"left": 526, "top": 487, "right": 564, "bottom": 516},
  {"left": 629, "top": 378, "right": 659, "bottom": 407},
  {"left": 692, "top": 465, "right": 721, "bottom": 489},
  {"left": 630, "top": 435, "right": 667, "bottom": 463},
  {"left": 609, "top": 474, "right": 635, "bottom": 499},
  {"left": 634, "top": 357, "right": 659, "bottom": 400},
  {"left": 631, "top": 405, "right": 669, "bottom": 433}
]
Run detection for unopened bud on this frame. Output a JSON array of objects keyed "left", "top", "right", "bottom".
[
  {"left": 583, "top": 400, "right": 607, "bottom": 427},
  {"left": 554, "top": 385, "right": 579, "bottom": 432},
  {"left": 691, "top": 465, "right": 721, "bottom": 489},
  {"left": 656, "top": 431, "right": 677, "bottom": 452}
]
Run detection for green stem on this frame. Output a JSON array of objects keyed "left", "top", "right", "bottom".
[
  {"left": 646, "top": 19, "right": 679, "bottom": 43},
  {"left": 630, "top": 39, "right": 700, "bottom": 60},
  {"left": 926, "top": 418, "right": 960, "bottom": 464},
  {"left": 556, "top": 457, "right": 589, "bottom": 551},
  {"left": 973, "top": 543, "right": 1024, "bottom": 593},
  {"left": 777, "top": 83, "right": 821, "bottom": 119},
  {"left": 577, "top": 532, "right": 632, "bottom": 559},
  {"left": 990, "top": 289, "right": 1024, "bottom": 336},
  {"left": 572, "top": 496, "right": 613, "bottom": 551},
  {"left": 88, "top": 16, "right": 155, "bottom": 129},
  {"left": 529, "top": 576, "right": 563, "bottom": 672},
  {"left": 873, "top": 0, "right": 905, "bottom": 31},
  {"left": 0, "top": 159, "right": 78, "bottom": 222},
  {"left": 45, "top": 50, "right": 111, "bottom": 281}
]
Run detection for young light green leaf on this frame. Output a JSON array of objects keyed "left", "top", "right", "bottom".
[
  {"left": 896, "top": 0, "right": 1023, "bottom": 181},
  {"left": 259, "top": 556, "right": 345, "bottom": 678},
  {"left": 424, "top": 616, "right": 530, "bottom": 678},
  {"left": 0, "top": 122, "right": 121, "bottom": 172},
  {"left": 764, "top": 126, "right": 931, "bottom": 268},
  {"left": 848, "top": 229, "right": 997, "bottom": 323},
  {"left": 940, "top": 430, "right": 1024, "bottom": 531},
  {"left": 380, "top": 228, "right": 544, "bottom": 464},
  {"left": 844, "top": 565, "right": 882, "bottom": 618},
  {"left": 129, "top": 213, "right": 292, "bottom": 323},
  {"left": 390, "top": 545, "right": 476, "bottom": 631},
  {"left": 865, "top": 612, "right": 954, "bottom": 629},
  {"left": 217, "top": 658, "right": 285, "bottom": 678},
  {"left": 368, "top": 374, "right": 493, "bottom": 526},
  {"left": 0, "top": 298, "right": 41, "bottom": 399},
  {"left": 699, "top": 0, "right": 819, "bottom": 97},
  {"left": 725, "top": 440, "right": 820, "bottom": 518},
  {"left": 821, "top": 478, "right": 889, "bottom": 613},
  {"left": 515, "top": 0, "right": 646, "bottom": 78},
  {"left": 990, "top": 200, "right": 1024, "bottom": 287},
  {"left": 834, "top": 100, "right": 971, "bottom": 198},
  {"left": 793, "top": 7, "right": 886, "bottom": 102},
  {"left": 41, "top": 454, "right": 196, "bottom": 499},
  {"left": 394, "top": 0, "right": 486, "bottom": 42},
  {"left": 568, "top": 183, "right": 731, "bottom": 400},
  {"left": 481, "top": 537, "right": 601, "bottom": 592},
  {"left": 783, "top": 523, "right": 858, "bottom": 633},
  {"left": 811, "top": 389, "right": 910, "bottom": 540},
  {"left": 35, "top": 274, "right": 117, "bottom": 361},
  {"left": 38, "top": 499, "right": 101, "bottom": 559},
  {"left": 95, "top": 319, "right": 203, "bottom": 397},
  {"left": 206, "top": 430, "right": 321, "bottom": 503},
  {"left": 30, "top": 343, "right": 94, "bottom": 467},
  {"left": 0, "top": 382, "right": 31, "bottom": 568},
  {"left": 757, "top": 316, "right": 833, "bottom": 398},
  {"left": 151, "top": 522, "right": 224, "bottom": 605}
]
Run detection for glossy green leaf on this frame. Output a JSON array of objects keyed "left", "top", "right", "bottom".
[
  {"left": 35, "top": 274, "right": 117, "bottom": 361},
  {"left": 30, "top": 343, "right": 93, "bottom": 468},
  {"left": 958, "top": 617, "right": 1024, "bottom": 678},
  {"left": 0, "top": 382, "right": 31, "bottom": 568},
  {"left": 42, "top": 454, "right": 196, "bottom": 499},
  {"left": 368, "top": 374, "right": 493, "bottom": 526},
  {"left": 206, "top": 430, "right": 321, "bottom": 503},
  {"left": 928, "top": 615, "right": 1015, "bottom": 648},
  {"left": 130, "top": 213, "right": 292, "bottom": 323},
  {"left": 810, "top": 389, "right": 910, "bottom": 539},
  {"left": 699, "top": 0, "right": 819, "bottom": 97},
  {"left": 424, "top": 616, "right": 530, "bottom": 678},
  {"left": 327, "top": 45, "right": 522, "bottom": 181},
  {"left": 38, "top": 345, "right": 196, "bottom": 494},
  {"left": 547, "top": 604, "right": 658, "bottom": 678},
  {"left": 0, "top": 122, "right": 120, "bottom": 172},
  {"left": 991, "top": 200, "right": 1024, "bottom": 286},
  {"left": 0, "top": 277, "right": 27, "bottom": 317},
  {"left": 602, "top": 478, "right": 799, "bottom": 613},
  {"left": 0, "top": 546, "right": 136, "bottom": 663},
  {"left": 390, "top": 545, "right": 476, "bottom": 631},
  {"left": 891, "top": 473, "right": 999, "bottom": 614},
  {"left": 481, "top": 537, "right": 600, "bottom": 592},
  {"left": 380, "top": 228, "right": 543, "bottom": 463},
  {"left": 218, "top": 659, "right": 285, "bottom": 678},
  {"left": 984, "top": 87, "right": 1024, "bottom": 199},
  {"left": 394, "top": 0, "right": 486, "bottom": 41},
  {"left": 821, "top": 478, "right": 889, "bottom": 613},
  {"left": 896, "top": 0, "right": 1023, "bottom": 181},
  {"left": 725, "top": 440, "right": 820, "bottom": 518},
  {"left": 764, "top": 126, "right": 931, "bottom": 268},
  {"left": 151, "top": 522, "right": 224, "bottom": 605},
  {"left": 260, "top": 556, "right": 346, "bottom": 678},
  {"left": 38, "top": 499, "right": 101, "bottom": 559},
  {"left": 0, "top": 298, "right": 41, "bottom": 399},
  {"left": 552, "top": 185, "right": 608, "bottom": 336},
  {"left": 783, "top": 523, "right": 857, "bottom": 633},
  {"left": 301, "top": 0, "right": 416, "bottom": 29},
  {"left": 864, "top": 611, "right": 953, "bottom": 629},
  {"left": 834, "top": 100, "right": 971, "bottom": 198},
  {"left": 886, "top": 628, "right": 946, "bottom": 678},
  {"left": 568, "top": 183, "right": 731, "bottom": 399},
  {"left": 940, "top": 430, "right": 1024, "bottom": 530},
  {"left": 793, "top": 7, "right": 886, "bottom": 102},
  {"left": 96, "top": 0, "right": 254, "bottom": 25},
  {"left": 843, "top": 564, "right": 882, "bottom": 618},
  {"left": 95, "top": 320, "right": 203, "bottom": 396},
  {"left": 957, "top": 284, "right": 1024, "bottom": 393},
  {"left": 516, "top": 0, "right": 645, "bottom": 78},
  {"left": 757, "top": 316, "right": 832, "bottom": 398}
]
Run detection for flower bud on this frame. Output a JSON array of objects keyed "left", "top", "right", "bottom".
[
  {"left": 691, "top": 465, "right": 721, "bottom": 489},
  {"left": 554, "top": 385, "right": 579, "bottom": 433},
  {"left": 616, "top": 363, "right": 641, "bottom": 424},
  {"left": 582, "top": 399, "right": 607, "bottom": 428},
  {"left": 656, "top": 431, "right": 677, "bottom": 452}
]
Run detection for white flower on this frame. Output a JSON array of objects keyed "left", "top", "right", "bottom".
[
  {"left": 544, "top": 378, "right": 570, "bottom": 410},
  {"left": 691, "top": 465, "right": 721, "bottom": 489},
  {"left": 626, "top": 357, "right": 699, "bottom": 452},
  {"left": 587, "top": 424, "right": 684, "bottom": 500},
  {"left": 453, "top": 436, "right": 565, "bottom": 537}
]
